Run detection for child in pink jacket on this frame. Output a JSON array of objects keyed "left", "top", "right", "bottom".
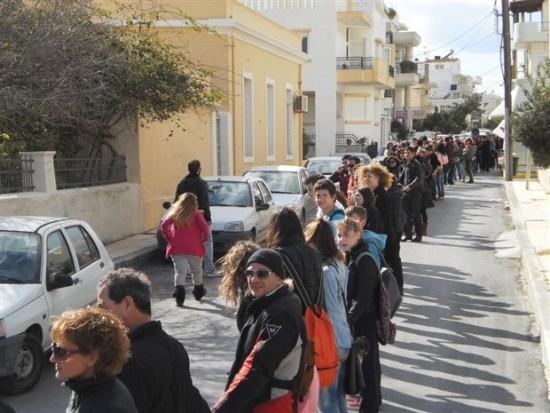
[{"left": 162, "top": 192, "right": 210, "bottom": 306}]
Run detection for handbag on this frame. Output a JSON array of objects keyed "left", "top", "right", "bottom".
[{"left": 344, "top": 336, "right": 368, "bottom": 395}]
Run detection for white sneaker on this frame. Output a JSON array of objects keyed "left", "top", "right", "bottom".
[{"left": 204, "top": 270, "right": 222, "bottom": 278}]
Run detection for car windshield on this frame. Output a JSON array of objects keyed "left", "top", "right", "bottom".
[
  {"left": 207, "top": 182, "right": 252, "bottom": 207},
  {"left": 306, "top": 159, "right": 341, "bottom": 176},
  {"left": 245, "top": 171, "right": 299, "bottom": 194},
  {"left": 0, "top": 232, "right": 41, "bottom": 283}
]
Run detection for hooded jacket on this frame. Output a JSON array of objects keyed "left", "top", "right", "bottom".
[{"left": 174, "top": 173, "right": 212, "bottom": 223}]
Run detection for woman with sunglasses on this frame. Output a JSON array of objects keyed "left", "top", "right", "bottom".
[
  {"left": 212, "top": 249, "right": 309, "bottom": 413},
  {"left": 49, "top": 306, "right": 137, "bottom": 413}
]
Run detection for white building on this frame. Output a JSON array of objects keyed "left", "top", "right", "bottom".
[{"left": 240, "top": 0, "right": 399, "bottom": 155}]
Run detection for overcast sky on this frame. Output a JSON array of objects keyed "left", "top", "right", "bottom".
[{"left": 388, "top": 0, "right": 504, "bottom": 96}]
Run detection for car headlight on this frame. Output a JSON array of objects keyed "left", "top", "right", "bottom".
[
  {"left": 0, "top": 319, "right": 5, "bottom": 338},
  {"left": 224, "top": 222, "right": 244, "bottom": 232}
]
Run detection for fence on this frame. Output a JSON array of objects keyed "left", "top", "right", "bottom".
[
  {"left": 0, "top": 157, "right": 34, "bottom": 194},
  {"left": 54, "top": 155, "right": 127, "bottom": 190}
]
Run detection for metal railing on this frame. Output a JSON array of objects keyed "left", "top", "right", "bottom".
[
  {"left": 303, "top": 133, "right": 316, "bottom": 144},
  {"left": 54, "top": 155, "right": 127, "bottom": 190},
  {"left": 335, "top": 132, "right": 361, "bottom": 146},
  {"left": 336, "top": 56, "right": 374, "bottom": 70},
  {"left": 0, "top": 157, "right": 34, "bottom": 194}
]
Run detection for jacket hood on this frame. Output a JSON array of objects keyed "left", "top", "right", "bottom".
[{"left": 362, "top": 230, "right": 387, "bottom": 251}]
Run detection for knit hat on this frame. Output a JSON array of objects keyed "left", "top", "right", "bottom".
[{"left": 246, "top": 249, "right": 285, "bottom": 278}]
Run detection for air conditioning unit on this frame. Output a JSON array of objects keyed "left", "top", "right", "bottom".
[{"left": 294, "top": 95, "right": 308, "bottom": 113}]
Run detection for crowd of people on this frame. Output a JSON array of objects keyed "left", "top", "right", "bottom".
[{"left": 39, "top": 141, "right": 502, "bottom": 413}]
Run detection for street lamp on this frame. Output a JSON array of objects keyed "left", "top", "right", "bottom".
[{"left": 502, "top": 0, "right": 513, "bottom": 181}]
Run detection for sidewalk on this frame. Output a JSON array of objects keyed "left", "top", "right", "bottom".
[
  {"left": 105, "top": 230, "right": 158, "bottom": 269},
  {"left": 505, "top": 178, "right": 550, "bottom": 393}
]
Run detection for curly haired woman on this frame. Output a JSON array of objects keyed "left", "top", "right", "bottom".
[{"left": 50, "top": 306, "right": 137, "bottom": 413}]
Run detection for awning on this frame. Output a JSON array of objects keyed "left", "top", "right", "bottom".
[
  {"left": 492, "top": 119, "right": 506, "bottom": 138},
  {"left": 489, "top": 85, "right": 527, "bottom": 119}
]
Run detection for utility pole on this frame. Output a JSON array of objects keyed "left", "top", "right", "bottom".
[{"left": 502, "top": 0, "right": 513, "bottom": 181}]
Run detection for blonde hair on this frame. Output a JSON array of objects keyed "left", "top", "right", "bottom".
[
  {"left": 356, "top": 161, "right": 394, "bottom": 191},
  {"left": 335, "top": 217, "right": 363, "bottom": 235},
  {"left": 50, "top": 306, "right": 130, "bottom": 376},
  {"left": 169, "top": 193, "right": 198, "bottom": 229}
]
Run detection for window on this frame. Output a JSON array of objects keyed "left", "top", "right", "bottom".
[
  {"left": 258, "top": 181, "right": 273, "bottom": 203},
  {"left": 251, "top": 182, "right": 263, "bottom": 206},
  {"left": 47, "top": 230, "right": 75, "bottom": 281},
  {"left": 435, "top": 64, "right": 444, "bottom": 70},
  {"left": 66, "top": 226, "right": 99, "bottom": 269},
  {"left": 266, "top": 80, "right": 275, "bottom": 160},
  {"left": 285, "top": 86, "right": 294, "bottom": 158},
  {"left": 243, "top": 73, "right": 254, "bottom": 161},
  {"left": 301, "top": 36, "right": 308, "bottom": 54}
]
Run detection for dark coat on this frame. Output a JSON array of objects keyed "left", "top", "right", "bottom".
[
  {"left": 174, "top": 173, "right": 211, "bottom": 223},
  {"left": 213, "top": 284, "right": 306, "bottom": 413},
  {"left": 64, "top": 375, "right": 138, "bottom": 413},
  {"left": 117, "top": 321, "right": 209, "bottom": 413}
]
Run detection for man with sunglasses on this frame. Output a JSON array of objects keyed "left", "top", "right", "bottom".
[
  {"left": 212, "top": 249, "right": 309, "bottom": 413},
  {"left": 97, "top": 268, "right": 209, "bottom": 413}
]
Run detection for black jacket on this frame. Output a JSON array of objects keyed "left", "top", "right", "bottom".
[
  {"left": 117, "top": 321, "right": 209, "bottom": 413},
  {"left": 277, "top": 243, "right": 324, "bottom": 312},
  {"left": 174, "top": 173, "right": 211, "bottom": 223},
  {"left": 213, "top": 284, "right": 306, "bottom": 413},
  {"left": 346, "top": 240, "right": 379, "bottom": 333},
  {"left": 65, "top": 375, "right": 138, "bottom": 413}
]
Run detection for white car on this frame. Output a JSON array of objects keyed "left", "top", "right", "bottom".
[
  {"left": 0, "top": 216, "right": 114, "bottom": 394},
  {"left": 243, "top": 165, "right": 317, "bottom": 225},
  {"left": 304, "top": 154, "right": 372, "bottom": 178},
  {"left": 157, "top": 176, "right": 279, "bottom": 253}
]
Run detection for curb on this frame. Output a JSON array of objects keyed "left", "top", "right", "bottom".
[
  {"left": 113, "top": 245, "right": 159, "bottom": 270},
  {"left": 504, "top": 181, "right": 550, "bottom": 395}
]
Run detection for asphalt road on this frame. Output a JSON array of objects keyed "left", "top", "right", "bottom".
[{"left": 4, "top": 171, "right": 550, "bottom": 412}]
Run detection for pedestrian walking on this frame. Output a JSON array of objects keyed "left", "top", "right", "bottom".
[
  {"left": 97, "top": 268, "right": 210, "bottom": 413},
  {"left": 463, "top": 137, "right": 476, "bottom": 183},
  {"left": 161, "top": 192, "right": 209, "bottom": 305},
  {"left": 49, "top": 306, "right": 138, "bottom": 413},
  {"left": 174, "top": 159, "right": 221, "bottom": 277}
]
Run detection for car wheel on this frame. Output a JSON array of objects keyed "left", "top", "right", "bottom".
[
  {"left": 0, "top": 334, "right": 43, "bottom": 395},
  {"left": 250, "top": 228, "right": 257, "bottom": 242}
]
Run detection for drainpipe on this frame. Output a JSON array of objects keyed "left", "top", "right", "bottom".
[{"left": 231, "top": 34, "right": 236, "bottom": 175}]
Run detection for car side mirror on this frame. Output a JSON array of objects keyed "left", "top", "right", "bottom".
[
  {"left": 256, "top": 202, "right": 270, "bottom": 211},
  {"left": 162, "top": 201, "right": 172, "bottom": 210},
  {"left": 46, "top": 274, "right": 74, "bottom": 291}
]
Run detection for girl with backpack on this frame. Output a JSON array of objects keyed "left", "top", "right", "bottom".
[
  {"left": 304, "top": 219, "right": 352, "bottom": 413},
  {"left": 335, "top": 218, "right": 381, "bottom": 413}
]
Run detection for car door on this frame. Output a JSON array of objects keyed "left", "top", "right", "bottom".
[
  {"left": 250, "top": 181, "right": 269, "bottom": 243},
  {"left": 42, "top": 226, "right": 85, "bottom": 317},
  {"left": 63, "top": 224, "right": 108, "bottom": 306},
  {"left": 255, "top": 180, "right": 276, "bottom": 243}
]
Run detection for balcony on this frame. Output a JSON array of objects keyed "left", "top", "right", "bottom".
[
  {"left": 337, "top": 10, "right": 373, "bottom": 27},
  {"left": 336, "top": 57, "right": 395, "bottom": 89},
  {"left": 393, "top": 31, "right": 421, "bottom": 46},
  {"left": 512, "top": 21, "right": 549, "bottom": 50},
  {"left": 394, "top": 66, "right": 419, "bottom": 86}
]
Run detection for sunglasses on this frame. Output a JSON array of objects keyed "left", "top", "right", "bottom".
[
  {"left": 245, "top": 269, "right": 273, "bottom": 279},
  {"left": 50, "top": 342, "right": 83, "bottom": 362}
]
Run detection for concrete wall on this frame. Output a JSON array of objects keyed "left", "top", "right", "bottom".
[{"left": 0, "top": 183, "right": 142, "bottom": 245}]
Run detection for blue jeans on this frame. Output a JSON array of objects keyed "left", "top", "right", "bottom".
[
  {"left": 319, "top": 347, "right": 350, "bottom": 413},
  {"left": 435, "top": 170, "right": 445, "bottom": 198},
  {"left": 202, "top": 226, "right": 216, "bottom": 273}
]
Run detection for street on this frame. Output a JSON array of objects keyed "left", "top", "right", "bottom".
[{"left": 3, "top": 173, "right": 550, "bottom": 413}]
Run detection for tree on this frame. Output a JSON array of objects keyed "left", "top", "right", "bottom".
[
  {"left": 418, "top": 95, "right": 481, "bottom": 133},
  {"left": 513, "top": 59, "right": 550, "bottom": 168},
  {"left": 0, "top": 0, "right": 220, "bottom": 157}
]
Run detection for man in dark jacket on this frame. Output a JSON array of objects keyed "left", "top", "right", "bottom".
[
  {"left": 174, "top": 159, "right": 219, "bottom": 277},
  {"left": 97, "top": 268, "right": 210, "bottom": 413},
  {"left": 399, "top": 146, "right": 424, "bottom": 242}
]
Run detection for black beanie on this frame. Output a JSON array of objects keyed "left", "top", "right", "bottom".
[{"left": 246, "top": 249, "right": 285, "bottom": 278}]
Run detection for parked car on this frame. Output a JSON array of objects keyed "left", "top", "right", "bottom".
[
  {"left": 304, "top": 153, "right": 372, "bottom": 178},
  {"left": 243, "top": 165, "right": 317, "bottom": 225},
  {"left": 156, "top": 176, "right": 279, "bottom": 254},
  {"left": 0, "top": 216, "right": 114, "bottom": 394},
  {"left": 303, "top": 156, "right": 343, "bottom": 178}
]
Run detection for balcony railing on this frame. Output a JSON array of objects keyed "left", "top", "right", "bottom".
[{"left": 336, "top": 57, "right": 394, "bottom": 78}]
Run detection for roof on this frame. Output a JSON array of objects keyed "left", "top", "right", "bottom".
[
  {"left": 245, "top": 165, "right": 306, "bottom": 172},
  {"left": 0, "top": 216, "right": 69, "bottom": 232}
]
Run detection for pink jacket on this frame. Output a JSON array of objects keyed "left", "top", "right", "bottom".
[{"left": 161, "top": 211, "right": 210, "bottom": 258}]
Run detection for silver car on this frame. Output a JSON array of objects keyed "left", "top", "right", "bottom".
[
  {"left": 304, "top": 154, "right": 372, "bottom": 178},
  {"left": 243, "top": 165, "right": 317, "bottom": 225}
]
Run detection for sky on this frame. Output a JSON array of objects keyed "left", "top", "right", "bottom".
[{"left": 387, "top": 0, "right": 504, "bottom": 97}]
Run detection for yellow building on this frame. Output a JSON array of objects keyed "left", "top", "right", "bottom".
[{"left": 99, "top": 0, "right": 309, "bottom": 230}]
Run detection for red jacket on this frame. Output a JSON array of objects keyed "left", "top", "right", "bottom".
[{"left": 161, "top": 211, "right": 209, "bottom": 258}]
